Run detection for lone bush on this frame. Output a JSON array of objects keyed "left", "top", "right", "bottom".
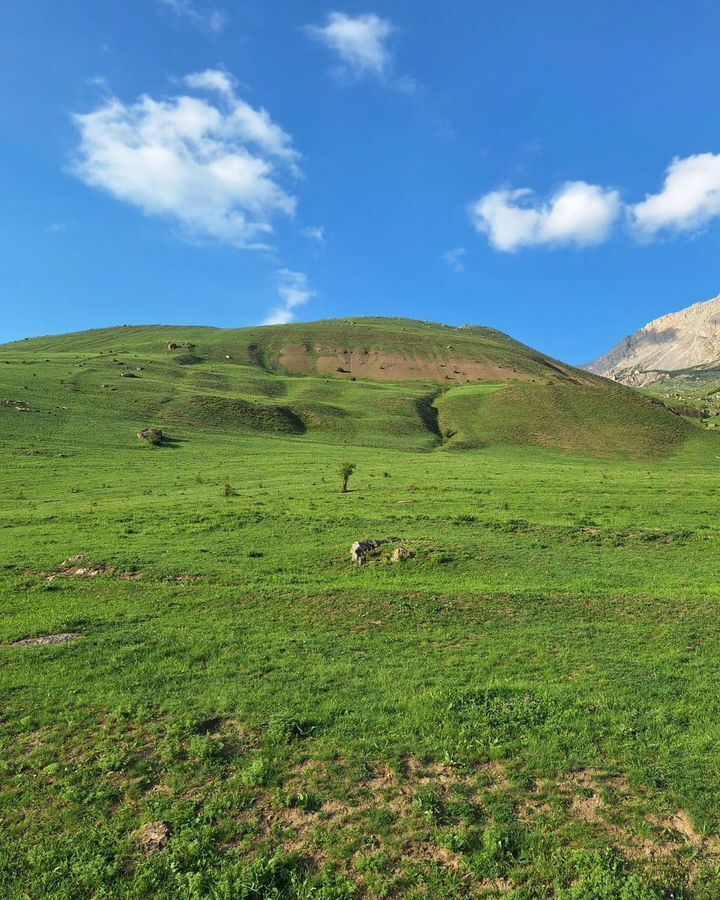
[{"left": 340, "top": 461, "right": 356, "bottom": 493}]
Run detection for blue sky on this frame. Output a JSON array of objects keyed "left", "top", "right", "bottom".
[{"left": 1, "top": 0, "right": 719, "bottom": 363}]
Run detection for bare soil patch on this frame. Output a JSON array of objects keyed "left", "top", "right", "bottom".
[
  {"left": 136, "top": 821, "right": 170, "bottom": 854},
  {"left": 279, "top": 344, "right": 314, "bottom": 375},
  {"left": 12, "top": 632, "right": 81, "bottom": 647},
  {"left": 314, "top": 349, "right": 539, "bottom": 383},
  {"left": 29, "top": 556, "right": 144, "bottom": 581}
]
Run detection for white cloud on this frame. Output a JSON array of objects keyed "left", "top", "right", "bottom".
[
  {"left": 470, "top": 181, "right": 621, "bottom": 252},
  {"left": 442, "top": 247, "right": 466, "bottom": 272},
  {"left": 182, "top": 68, "right": 234, "bottom": 96},
  {"left": 263, "top": 269, "right": 314, "bottom": 325},
  {"left": 46, "top": 222, "right": 68, "bottom": 234},
  {"left": 71, "top": 71, "right": 298, "bottom": 250},
  {"left": 181, "top": 70, "right": 299, "bottom": 170},
  {"left": 208, "top": 9, "right": 228, "bottom": 33},
  {"left": 629, "top": 153, "right": 720, "bottom": 239},
  {"left": 302, "top": 225, "right": 325, "bottom": 243},
  {"left": 307, "top": 12, "right": 393, "bottom": 78},
  {"left": 158, "top": 0, "right": 228, "bottom": 33}
]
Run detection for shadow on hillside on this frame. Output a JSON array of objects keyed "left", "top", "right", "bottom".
[{"left": 158, "top": 436, "right": 188, "bottom": 449}]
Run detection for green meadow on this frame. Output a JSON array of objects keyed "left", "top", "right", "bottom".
[{"left": 3, "top": 320, "right": 720, "bottom": 898}]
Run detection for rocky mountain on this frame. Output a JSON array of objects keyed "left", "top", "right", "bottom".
[{"left": 586, "top": 293, "right": 720, "bottom": 386}]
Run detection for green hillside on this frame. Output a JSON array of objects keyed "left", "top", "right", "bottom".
[
  {"left": 2, "top": 318, "right": 583, "bottom": 380},
  {"left": 4, "top": 319, "right": 720, "bottom": 898},
  {"left": 0, "top": 318, "right": 705, "bottom": 459}
]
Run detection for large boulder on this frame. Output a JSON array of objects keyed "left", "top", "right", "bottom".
[
  {"left": 390, "top": 546, "right": 411, "bottom": 563},
  {"left": 137, "top": 428, "right": 164, "bottom": 444},
  {"left": 350, "top": 539, "right": 386, "bottom": 565}
]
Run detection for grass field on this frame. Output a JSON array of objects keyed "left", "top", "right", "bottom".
[{"left": 3, "top": 321, "right": 720, "bottom": 898}]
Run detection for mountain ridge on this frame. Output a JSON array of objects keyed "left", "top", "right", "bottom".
[{"left": 586, "top": 293, "right": 720, "bottom": 386}]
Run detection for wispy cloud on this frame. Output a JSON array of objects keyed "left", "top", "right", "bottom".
[
  {"left": 71, "top": 69, "right": 299, "bottom": 250},
  {"left": 46, "top": 222, "right": 68, "bottom": 234},
  {"left": 182, "top": 68, "right": 234, "bottom": 96},
  {"left": 306, "top": 12, "right": 394, "bottom": 80},
  {"left": 158, "top": 0, "right": 228, "bottom": 34},
  {"left": 442, "top": 247, "right": 466, "bottom": 272},
  {"left": 263, "top": 269, "right": 314, "bottom": 325},
  {"left": 302, "top": 225, "right": 326, "bottom": 243},
  {"left": 469, "top": 182, "right": 621, "bottom": 252},
  {"left": 629, "top": 153, "right": 720, "bottom": 240}
]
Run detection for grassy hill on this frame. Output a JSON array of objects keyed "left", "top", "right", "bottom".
[
  {"left": 0, "top": 317, "right": 706, "bottom": 459},
  {"left": 3, "top": 318, "right": 720, "bottom": 898}
]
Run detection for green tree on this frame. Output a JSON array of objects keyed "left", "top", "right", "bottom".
[{"left": 340, "top": 462, "right": 356, "bottom": 493}]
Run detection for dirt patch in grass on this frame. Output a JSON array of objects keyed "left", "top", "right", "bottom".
[
  {"left": 648, "top": 809, "right": 720, "bottom": 854},
  {"left": 136, "top": 821, "right": 170, "bottom": 854},
  {"left": 9, "top": 710, "right": 717, "bottom": 895},
  {"left": 12, "top": 632, "right": 81, "bottom": 647},
  {"left": 521, "top": 767, "right": 720, "bottom": 874},
  {"left": 28, "top": 556, "right": 143, "bottom": 581},
  {"left": 279, "top": 344, "right": 313, "bottom": 375},
  {"left": 314, "top": 349, "right": 539, "bottom": 384}
]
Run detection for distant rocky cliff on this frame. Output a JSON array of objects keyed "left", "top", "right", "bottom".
[{"left": 586, "top": 293, "right": 720, "bottom": 385}]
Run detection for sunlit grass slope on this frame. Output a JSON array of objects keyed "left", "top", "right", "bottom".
[
  {"left": 437, "top": 381, "right": 693, "bottom": 459},
  {"left": 2, "top": 318, "right": 720, "bottom": 898},
  {"left": 1, "top": 317, "right": 705, "bottom": 458},
  {"left": 2, "top": 318, "right": 579, "bottom": 378}
]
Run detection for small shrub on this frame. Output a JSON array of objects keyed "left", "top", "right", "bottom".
[
  {"left": 241, "top": 752, "right": 275, "bottom": 787},
  {"left": 415, "top": 787, "right": 446, "bottom": 824},
  {"left": 267, "top": 713, "right": 316, "bottom": 744},
  {"left": 223, "top": 481, "right": 237, "bottom": 497},
  {"left": 282, "top": 791, "right": 322, "bottom": 812},
  {"left": 339, "top": 461, "right": 356, "bottom": 493}
]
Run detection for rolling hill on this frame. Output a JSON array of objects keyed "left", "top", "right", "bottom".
[
  {"left": 0, "top": 317, "right": 706, "bottom": 459},
  {"left": 5, "top": 317, "right": 720, "bottom": 898}
]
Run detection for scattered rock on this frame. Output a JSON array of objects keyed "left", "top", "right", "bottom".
[
  {"left": 351, "top": 539, "right": 386, "bottom": 565},
  {"left": 13, "top": 632, "right": 81, "bottom": 647},
  {"left": 120, "top": 372, "right": 138, "bottom": 378},
  {"left": 55, "top": 556, "right": 117, "bottom": 578},
  {"left": 61, "top": 555, "right": 87, "bottom": 568},
  {"left": 391, "top": 546, "right": 411, "bottom": 563},
  {"left": 1, "top": 399, "right": 30, "bottom": 411},
  {"left": 31, "top": 557, "right": 141, "bottom": 581},
  {"left": 167, "top": 342, "right": 179, "bottom": 351},
  {"left": 67, "top": 565, "right": 114, "bottom": 577},
  {"left": 136, "top": 821, "right": 170, "bottom": 854}
]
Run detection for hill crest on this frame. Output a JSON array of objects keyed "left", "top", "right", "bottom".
[
  {"left": 0, "top": 316, "right": 708, "bottom": 460},
  {"left": 4, "top": 317, "right": 591, "bottom": 387}
]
